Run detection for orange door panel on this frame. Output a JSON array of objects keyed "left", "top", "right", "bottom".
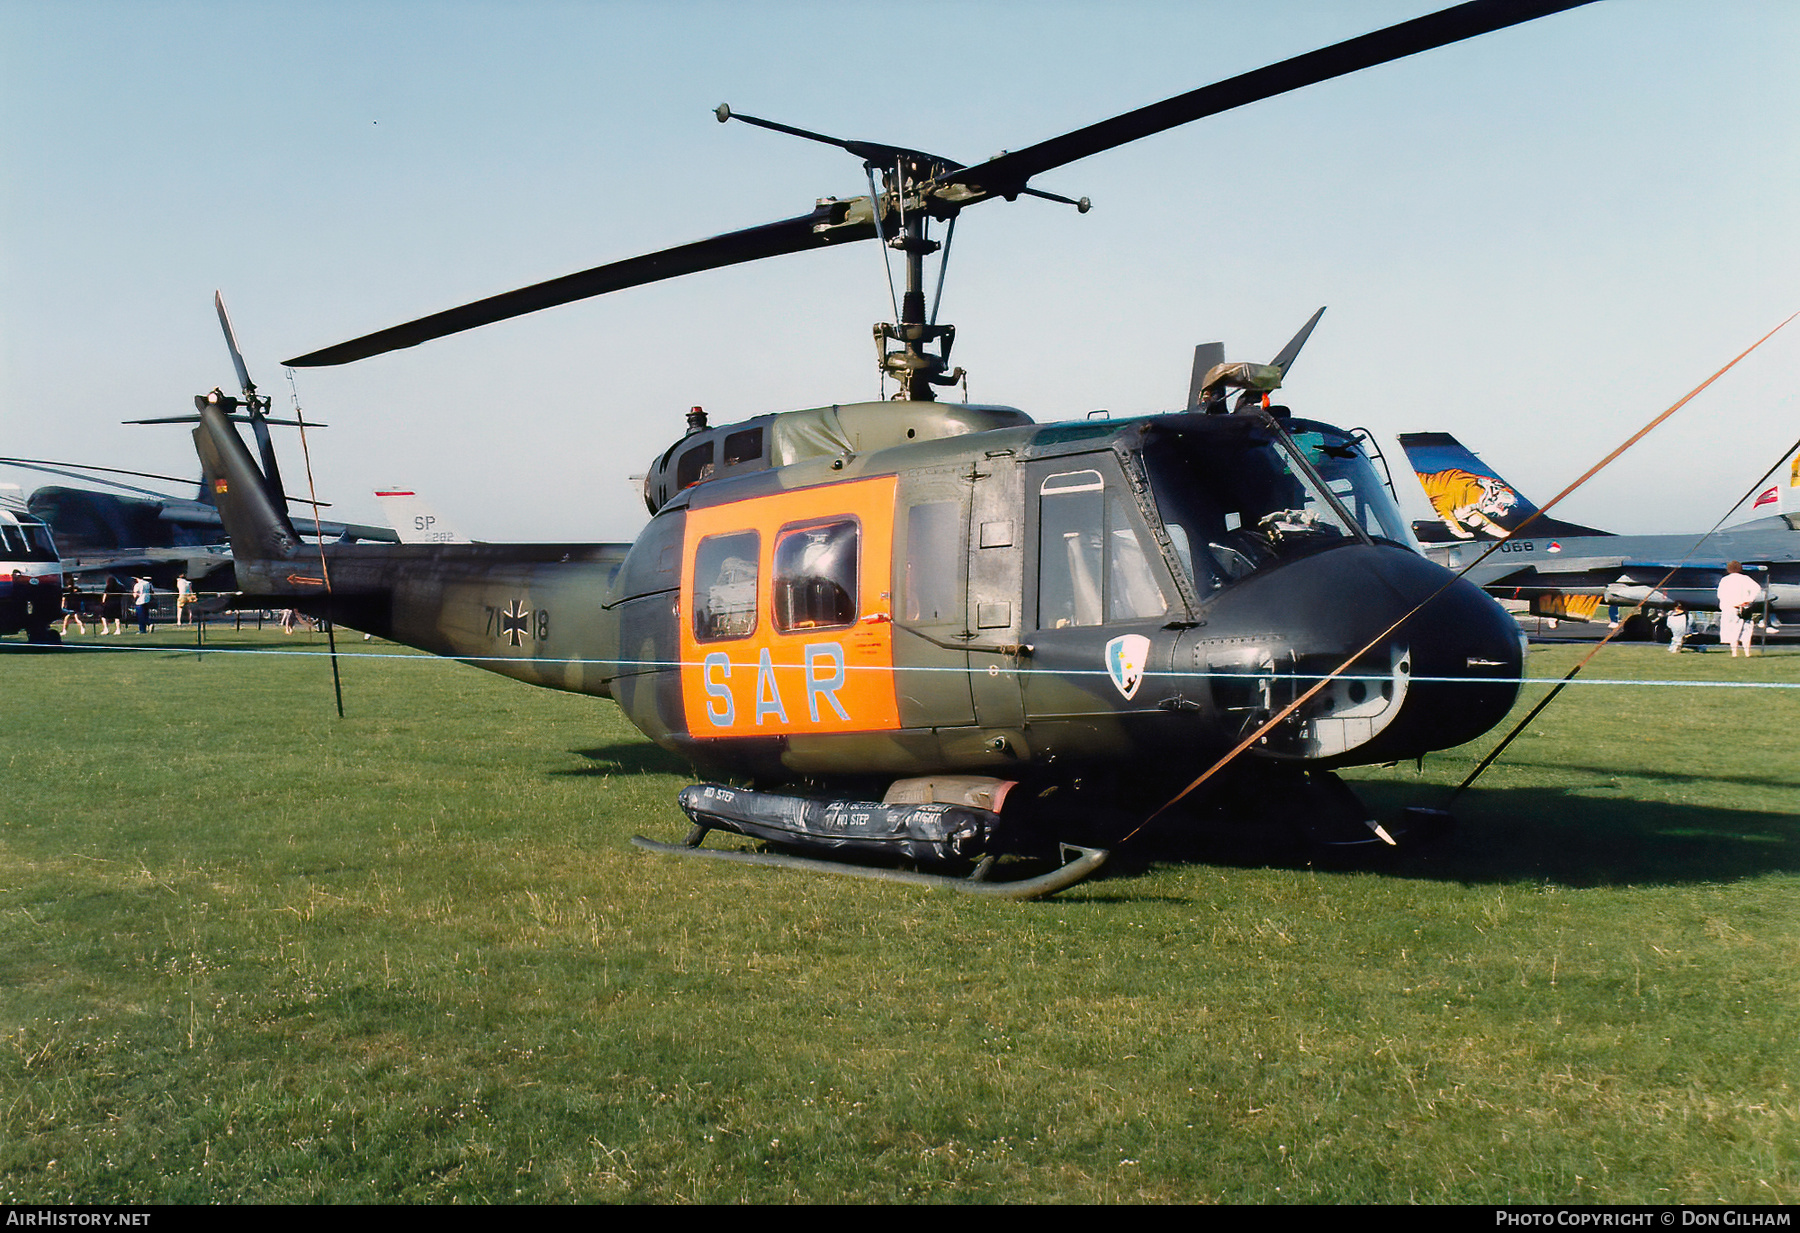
[{"left": 679, "top": 476, "right": 899, "bottom": 738}]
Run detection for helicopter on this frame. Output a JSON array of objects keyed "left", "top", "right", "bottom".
[
  {"left": 0, "top": 293, "right": 397, "bottom": 605},
  {"left": 0, "top": 491, "right": 62, "bottom": 643},
  {"left": 0, "top": 453, "right": 399, "bottom": 595},
  {"left": 188, "top": 1, "right": 1594, "bottom": 894}
]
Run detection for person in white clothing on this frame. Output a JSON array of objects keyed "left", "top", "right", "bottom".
[
  {"left": 1665, "top": 603, "right": 1689, "bottom": 654},
  {"left": 131, "top": 576, "right": 155, "bottom": 634},
  {"left": 1716, "top": 562, "right": 1763, "bottom": 657}
]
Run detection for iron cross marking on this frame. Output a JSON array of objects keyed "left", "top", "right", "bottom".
[{"left": 500, "top": 599, "right": 530, "bottom": 647}]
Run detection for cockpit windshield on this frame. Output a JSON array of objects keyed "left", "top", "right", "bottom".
[
  {"left": 0, "top": 521, "right": 58, "bottom": 562},
  {"left": 1284, "top": 420, "right": 1416, "bottom": 549},
  {"left": 1141, "top": 416, "right": 1402, "bottom": 594}
]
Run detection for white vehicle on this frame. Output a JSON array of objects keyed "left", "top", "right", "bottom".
[{"left": 0, "top": 492, "right": 63, "bottom": 642}]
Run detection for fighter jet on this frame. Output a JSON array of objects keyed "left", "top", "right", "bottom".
[{"left": 1398, "top": 432, "right": 1797, "bottom": 618}]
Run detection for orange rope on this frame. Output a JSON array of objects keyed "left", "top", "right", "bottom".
[{"left": 288, "top": 370, "right": 345, "bottom": 718}]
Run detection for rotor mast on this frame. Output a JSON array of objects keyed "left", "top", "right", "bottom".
[
  {"left": 710, "top": 108, "right": 976, "bottom": 401},
  {"left": 875, "top": 155, "right": 960, "bottom": 401}
]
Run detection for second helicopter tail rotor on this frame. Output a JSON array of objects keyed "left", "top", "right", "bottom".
[{"left": 213, "top": 291, "right": 286, "bottom": 504}]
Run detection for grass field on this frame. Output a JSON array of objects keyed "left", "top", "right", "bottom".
[{"left": 3, "top": 628, "right": 1797, "bottom": 1203}]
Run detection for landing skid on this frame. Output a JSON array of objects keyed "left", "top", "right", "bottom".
[{"left": 630, "top": 830, "right": 1108, "bottom": 901}]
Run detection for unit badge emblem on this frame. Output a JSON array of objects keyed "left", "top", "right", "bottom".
[{"left": 1105, "top": 634, "right": 1150, "bottom": 700}]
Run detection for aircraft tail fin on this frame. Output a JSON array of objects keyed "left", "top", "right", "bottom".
[
  {"left": 192, "top": 401, "right": 301, "bottom": 564},
  {"left": 374, "top": 489, "right": 470, "bottom": 543},
  {"left": 1397, "top": 431, "right": 1612, "bottom": 543}
]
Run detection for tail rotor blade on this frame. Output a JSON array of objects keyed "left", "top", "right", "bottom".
[
  {"left": 214, "top": 293, "right": 286, "bottom": 507},
  {"left": 249, "top": 414, "right": 286, "bottom": 511},
  {"left": 215, "top": 291, "right": 256, "bottom": 398}
]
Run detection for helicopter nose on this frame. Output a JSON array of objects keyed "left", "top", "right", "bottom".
[
  {"left": 1368, "top": 547, "right": 1524, "bottom": 758},
  {"left": 1188, "top": 543, "right": 1521, "bottom": 765}
]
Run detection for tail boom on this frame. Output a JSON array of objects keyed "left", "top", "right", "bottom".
[{"left": 193, "top": 401, "right": 631, "bottom": 696}]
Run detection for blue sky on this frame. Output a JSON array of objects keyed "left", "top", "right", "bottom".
[{"left": 3, "top": 1, "right": 1796, "bottom": 542}]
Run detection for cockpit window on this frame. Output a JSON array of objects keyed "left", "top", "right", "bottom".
[
  {"left": 0, "top": 523, "right": 55, "bottom": 560},
  {"left": 1105, "top": 493, "right": 1167, "bottom": 620},
  {"left": 1039, "top": 470, "right": 1104, "bottom": 627},
  {"left": 1037, "top": 470, "right": 1166, "bottom": 628},
  {"left": 1285, "top": 425, "right": 1414, "bottom": 546},
  {"left": 1141, "top": 418, "right": 1375, "bottom": 593}
]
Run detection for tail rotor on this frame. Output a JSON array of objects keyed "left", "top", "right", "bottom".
[{"left": 213, "top": 291, "right": 286, "bottom": 504}]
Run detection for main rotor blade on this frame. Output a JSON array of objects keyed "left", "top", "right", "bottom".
[
  {"left": 284, "top": 203, "right": 877, "bottom": 367},
  {"left": 943, "top": 0, "right": 1597, "bottom": 200},
  {"left": 1269, "top": 306, "right": 1327, "bottom": 376},
  {"left": 283, "top": 0, "right": 1592, "bottom": 369},
  {"left": 0, "top": 457, "right": 187, "bottom": 498},
  {"left": 123, "top": 415, "right": 320, "bottom": 427},
  {"left": 215, "top": 290, "right": 256, "bottom": 397}
]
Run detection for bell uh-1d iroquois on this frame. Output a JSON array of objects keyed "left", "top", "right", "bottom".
[{"left": 193, "top": 1, "right": 1595, "bottom": 895}]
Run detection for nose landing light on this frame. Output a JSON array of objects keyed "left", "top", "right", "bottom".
[{"left": 1209, "top": 644, "right": 1413, "bottom": 761}]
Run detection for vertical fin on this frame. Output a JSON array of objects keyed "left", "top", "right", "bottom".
[
  {"left": 373, "top": 489, "right": 470, "bottom": 544},
  {"left": 1398, "top": 431, "right": 1613, "bottom": 542},
  {"left": 192, "top": 402, "right": 301, "bottom": 563},
  {"left": 1397, "top": 431, "right": 1542, "bottom": 542}
]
